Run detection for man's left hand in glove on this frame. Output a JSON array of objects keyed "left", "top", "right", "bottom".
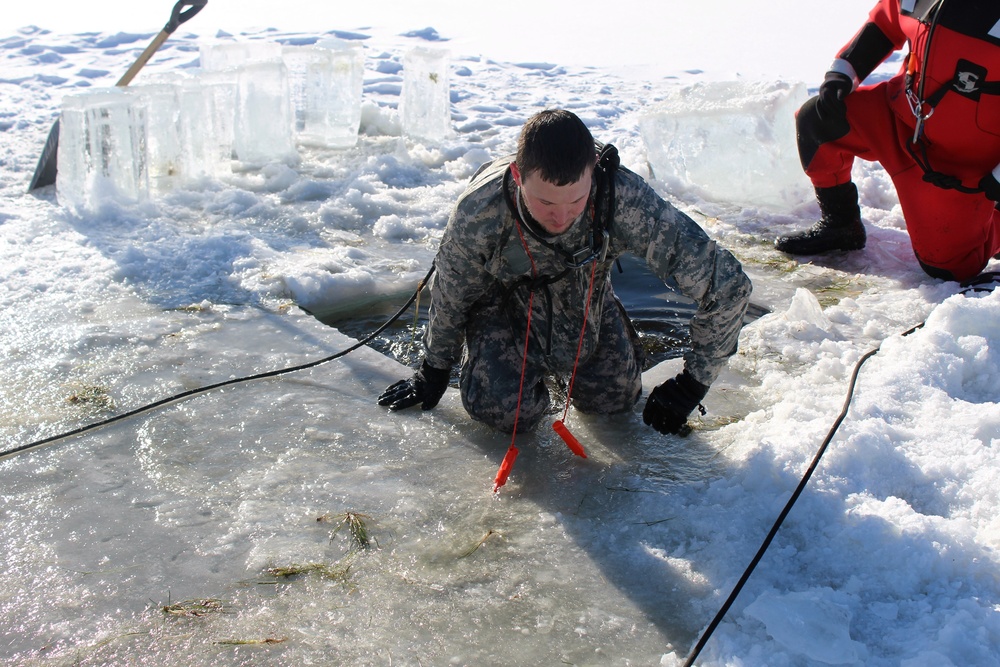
[{"left": 642, "top": 369, "right": 709, "bottom": 435}]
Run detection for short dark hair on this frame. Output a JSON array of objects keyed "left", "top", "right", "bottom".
[{"left": 516, "top": 109, "right": 596, "bottom": 185}]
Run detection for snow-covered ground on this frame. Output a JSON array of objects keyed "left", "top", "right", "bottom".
[{"left": 2, "top": 2, "right": 1000, "bottom": 665}]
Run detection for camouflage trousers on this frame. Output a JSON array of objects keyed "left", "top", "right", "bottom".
[{"left": 459, "top": 292, "right": 644, "bottom": 433}]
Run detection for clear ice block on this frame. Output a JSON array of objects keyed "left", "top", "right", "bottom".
[
  {"left": 400, "top": 46, "right": 452, "bottom": 143},
  {"left": 282, "top": 39, "right": 365, "bottom": 149},
  {"left": 56, "top": 87, "right": 149, "bottom": 213},
  {"left": 177, "top": 71, "right": 237, "bottom": 180},
  {"left": 233, "top": 59, "right": 297, "bottom": 166},
  {"left": 130, "top": 83, "right": 183, "bottom": 193},
  {"left": 638, "top": 80, "right": 810, "bottom": 210},
  {"left": 199, "top": 39, "right": 282, "bottom": 71}
]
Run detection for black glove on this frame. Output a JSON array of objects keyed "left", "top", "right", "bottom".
[
  {"left": 815, "top": 71, "right": 853, "bottom": 122},
  {"left": 979, "top": 171, "right": 1000, "bottom": 202},
  {"left": 377, "top": 359, "right": 450, "bottom": 411},
  {"left": 642, "top": 369, "right": 709, "bottom": 435}
]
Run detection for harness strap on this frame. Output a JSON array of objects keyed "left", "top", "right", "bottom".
[
  {"left": 905, "top": 141, "right": 984, "bottom": 194},
  {"left": 925, "top": 59, "right": 1000, "bottom": 108},
  {"left": 500, "top": 269, "right": 569, "bottom": 356},
  {"left": 905, "top": 61, "right": 991, "bottom": 194},
  {"left": 560, "top": 259, "right": 600, "bottom": 423},
  {"left": 594, "top": 143, "right": 620, "bottom": 238},
  {"left": 901, "top": 1, "right": 991, "bottom": 193}
]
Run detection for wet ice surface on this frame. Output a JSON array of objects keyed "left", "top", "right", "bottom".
[{"left": 0, "top": 308, "right": 724, "bottom": 666}]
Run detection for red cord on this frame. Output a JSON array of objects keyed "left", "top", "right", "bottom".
[
  {"left": 493, "top": 222, "right": 538, "bottom": 493},
  {"left": 561, "top": 259, "right": 598, "bottom": 423},
  {"left": 494, "top": 217, "right": 601, "bottom": 490}
]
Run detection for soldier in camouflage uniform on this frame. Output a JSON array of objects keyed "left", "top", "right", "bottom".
[{"left": 379, "top": 109, "right": 751, "bottom": 435}]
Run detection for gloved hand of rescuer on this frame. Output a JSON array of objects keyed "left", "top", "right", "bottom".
[
  {"left": 642, "top": 369, "right": 709, "bottom": 435},
  {"left": 377, "top": 359, "right": 450, "bottom": 411},
  {"left": 978, "top": 166, "right": 1000, "bottom": 202},
  {"left": 816, "top": 71, "right": 853, "bottom": 122}
]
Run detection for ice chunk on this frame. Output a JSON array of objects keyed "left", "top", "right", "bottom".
[
  {"left": 785, "top": 287, "right": 831, "bottom": 330},
  {"left": 400, "top": 46, "right": 452, "bottom": 143},
  {"left": 744, "top": 589, "right": 867, "bottom": 664},
  {"left": 198, "top": 39, "right": 282, "bottom": 71},
  {"left": 233, "top": 59, "right": 297, "bottom": 166},
  {"left": 196, "top": 39, "right": 295, "bottom": 166},
  {"left": 130, "top": 83, "right": 182, "bottom": 193},
  {"left": 177, "top": 71, "right": 236, "bottom": 180},
  {"left": 56, "top": 87, "right": 149, "bottom": 213},
  {"left": 131, "top": 71, "right": 235, "bottom": 184},
  {"left": 638, "top": 80, "right": 810, "bottom": 209},
  {"left": 282, "top": 40, "right": 365, "bottom": 149},
  {"left": 128, "top": 68, "right": 238, "bottom": 185}
]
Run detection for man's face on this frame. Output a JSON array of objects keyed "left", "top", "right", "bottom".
[{"left": 512, "top": 164, "right": 593, "bottom": 236}]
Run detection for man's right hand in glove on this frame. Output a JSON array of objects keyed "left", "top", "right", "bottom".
[
  {"left": 816, "top": 71, "right": 853, "bottom": 122},
  {"left": 377, "top": 359, "right": 450, "bottom": 411}
]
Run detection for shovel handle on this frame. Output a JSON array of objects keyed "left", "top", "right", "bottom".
[
  {"left": 164, "top": 0, "right": 208, "bottom": 35},
  {"left": 116, "top": 0, "right": 208, "bottom": 86}
]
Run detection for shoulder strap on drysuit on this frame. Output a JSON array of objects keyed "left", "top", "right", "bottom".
[{"left": 593, "top": 142, "right": 620, "bottom": 242}]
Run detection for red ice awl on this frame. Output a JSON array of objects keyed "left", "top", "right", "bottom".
[
  {"left": 492, "top": 421, "right": 587, "bottom": 493},
  {"left": 492, "top": 445, "right": 520, "bottom": 493},
  {"left": 552, "top": 420, "right": 587, "bottom": 458}
]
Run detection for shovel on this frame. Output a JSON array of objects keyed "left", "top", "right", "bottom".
[{"left": 28, "top": 0, "right": 208, "bottom": 192}]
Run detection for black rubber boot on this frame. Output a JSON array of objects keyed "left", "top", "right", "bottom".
[{"left": 775, "top": 182, "right": 866, "bottom": 255}]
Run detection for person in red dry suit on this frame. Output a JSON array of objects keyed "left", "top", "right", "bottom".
[{"left": 775, "top": 0, "right": 1000, "bottom": 282}]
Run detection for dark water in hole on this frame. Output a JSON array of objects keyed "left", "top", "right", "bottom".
[{"left": 322, "top": 255, "right": 699, "bottom": 371}]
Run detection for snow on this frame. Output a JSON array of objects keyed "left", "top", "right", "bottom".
[{"left": 2, "top": 1, "right": 1000, "bottom": 666}]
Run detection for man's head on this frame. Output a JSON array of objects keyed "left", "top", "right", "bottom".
[
  {"left": 514, "top": 109, "right": 596, "bottom": 185},
  {"left": 511, "top": 109, "right": 597, "bottom": 235}
]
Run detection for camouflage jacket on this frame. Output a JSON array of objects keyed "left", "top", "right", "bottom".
[{"left": 423, "top": 154, "right": 752, "bottom": 387}]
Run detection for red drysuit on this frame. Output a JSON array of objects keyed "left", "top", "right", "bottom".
[{"left": 797, "top": 0, "right": 1000, "bottom": 280}]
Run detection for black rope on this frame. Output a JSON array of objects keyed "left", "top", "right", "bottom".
[
  {"left": 0, "top": 265, "right": 435, "bottom": 462},
  {"left": 682, "top": 320, "right": 925, "bottom": 667}
]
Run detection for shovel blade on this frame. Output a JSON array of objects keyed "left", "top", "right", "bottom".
[{"left": 28, "top": 119, "right": 60, "bottom": 192}]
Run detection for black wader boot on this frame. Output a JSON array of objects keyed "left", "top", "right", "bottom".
[{"left": 775, "top": 182, "right": 866, "bottom": 255}]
